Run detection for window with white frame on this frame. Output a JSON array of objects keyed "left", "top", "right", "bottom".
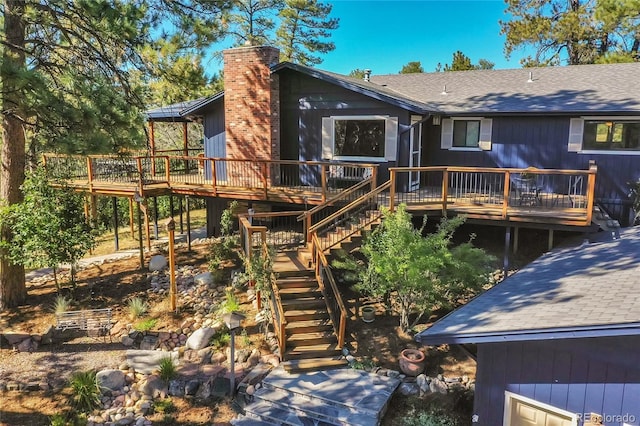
[
  {"left": 441, "top": 117, "right": 493, "bottom": 151},
  {"left": 321, "top": 115, "right": 398, "bottom": 161},
  {"left": 504, "top": 392, "right": 578, "bottom": 426},
  {"left": 568, "top": 117, "right": 640, "bottom": 153}
]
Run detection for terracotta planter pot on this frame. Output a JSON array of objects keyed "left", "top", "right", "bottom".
[
  {"left": 399, "top": 348, "right": 425, "bottom": 376},
  {"left": 361, "top": 306, "right": 375, "bottom": 323}
]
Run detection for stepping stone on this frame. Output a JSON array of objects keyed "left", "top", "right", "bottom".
[{"left": 126, "top": 350, "right": 177, "bottom": 375}]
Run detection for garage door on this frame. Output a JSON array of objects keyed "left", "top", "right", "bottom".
[{"left": 505, "top": 392, "right": 577, "bottom": 426}]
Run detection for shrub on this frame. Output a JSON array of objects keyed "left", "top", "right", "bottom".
[
  {"left": 401, "top": 408, "right": 459, "bottom": 426},
  {"left": 152, "top": 398, "right": 177, "bottom": 414},
  {"left": 350, "top": 357, "right": 378, "bottom": 371},
  {"left": 52, "top": 295, "right": 72, "bottom": 314},
  {"left": 240, "top": 328, "right": 251, "bottom": 348},
  {"left": 217, "top": 289, "right": 241, "bottom": 315},
  {"left": 134, "top": 318, "right": 157, "bottom": 331},
  {"left": 69, "top": 370, "right": 101, "bottom": 413},
  {"left": 158, "top": 357, "right": 177, "bottom": 382},
  {"left": 127, "top": 297, "right": 148, "bottom": 319},
  {"left": 49, "top": 413, "right": 68, "bottom": 426},
  {"left": 209, "top": 329, "right": 231, "bottom": 349}
]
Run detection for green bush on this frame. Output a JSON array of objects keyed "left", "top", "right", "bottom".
[
  {"left": 69, "top": 371, "right": 101, "bottom": 413},
  {"left": 52, "top": 295, "right": 72, "bottom": 314},
  {"left": 209, "top": 329, "right": 231, "bottom": 349},
  {"left": 217, "top": 289, "right": 241, "bottom": 315},
  {"left": 134, "top": 318, "right": 157, "bottom": 331},
  {"left": 158, "top": 357, "right": 177, "bottom": 382},
  {"left": 127, "top": 297, "right": 148, "bottom": 319},
  {"left": 153, "top": 398, "right": 177, "bottom": 414},
  {"left": 401, "top": 408, "right": 459, "bottom": 426},
  {"left": 49, "top": 413, "right": 69, "bottom": 426}
]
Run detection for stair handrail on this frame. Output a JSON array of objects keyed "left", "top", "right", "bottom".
[
  {"left": 309, "top": 180, "right": 391, "bottom": 235},
  {"left": 296, "top": 178, "right": 374, "bottom": 222},
  {"left": 239, "top": 216, "right": 287, "bottom": 360},
  {"left": 311, "top": 233, "right": 347, "bottom": 350}
]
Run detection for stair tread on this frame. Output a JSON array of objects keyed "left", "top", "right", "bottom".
[
  {"left": 278, "top": 287, "right": 320, "bottom": 295},
  {"left": 286, "top": 342, "right": 340, "bottom": 352},
  {"left": 286, "top": 318, "right": 332, "bottom": 328},
  {"left": 287, "top": 331, "right": 336, "bottom": 341},
  {"left": 281, "top": 358, "right": 348, "bottom": 371}
]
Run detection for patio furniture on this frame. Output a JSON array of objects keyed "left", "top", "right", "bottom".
[{"left": 512, "top": 176, "right": 541, "bottom": 206}]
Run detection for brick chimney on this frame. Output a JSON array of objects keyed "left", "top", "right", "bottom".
[{"left": 223, "top": 45, "right": 280, "bottom": 161}]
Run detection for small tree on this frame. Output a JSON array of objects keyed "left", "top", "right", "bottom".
[
  {"left": 357, "top": 205, "right": 494, "bottom": 332},
  {"left": 5, "top": 168, "right": 96, "bottom": 290}
]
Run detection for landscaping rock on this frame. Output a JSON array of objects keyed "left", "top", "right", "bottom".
[
  {"left": 121, "top": 336, "right": 135, "bottom": 346},
  {"left": 185, "top": 327, "right": 217, "bottom": 350},
  {"left": 148, "top": 255, "right": 168, "bottom": 272},
  {"left": 2, "top": 333, "right": 30, "bottom": 346},
  {"left": 429, "top": 377, "right": 448, "bottom": 395},
  {"left": 97, "top": 370, "right": 126, "bottom": 393},
  {"left": 17, "top": 338, "right": 36, "bottom": 353},
  {"left": 168, "top": 380, "right": 185, "bottom": 397},
  {"left": 193, "top": 272, "right": 213, "bottom": 286},
  {"left": 398, "top": 382, "right": 420, "bottom": 396},
  {"left": 185, "top": 379, "right": 200, "bottom": 396},
  {"left": 139, "top": 375, "right": 166, "bottom": 398}
]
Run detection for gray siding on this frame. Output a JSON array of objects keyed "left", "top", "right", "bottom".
[
  {"left": 424, "top": 116, "right": 640, "bottom": 225},
  {"left": 279, "top": 68, "right": 415, "bottom": 183},
  {"left": 473, "top": 337, "right": 640, "bottom": 425}
]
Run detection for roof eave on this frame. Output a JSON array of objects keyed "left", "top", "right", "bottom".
[
  {"left": 272, "top": 62, "right": 434, "bottom": 115},
  {"left": 415, "top": 322, "right": 640, "bottom": 345},
  {"left": 180, "top": 92, "right": 225, "bottom": 117}
]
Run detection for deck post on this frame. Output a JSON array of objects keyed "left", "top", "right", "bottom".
[
  {"left": 112, "top": 197, "right": 119, "bottom": 251},
  {"left": 129, "top": 198, "right": 135, "bottom": 240},
  {"left": 513, "top": 227, "right": 519, "bottom": 254},
  {"left": 87, "top": 157, "right": 94, "bottom": 192},
  {"left": 164, "top": 157, "right": 170, "bottom": 182},
  {"left": 502, "top": 171, "right": 510, "bottom": 219},
  {"left": 211, "top": 159, "right": 217, "bottom": 196},
  {"left": 90, "top": 195, "right": 98, "bottom": 228},
  {"left": 262, "top": 162, "right": 268, "bottom": 199},
  {"left": 179, "top": 197, "right": 184, "bottom": 233},
  {"left": 149, "top": 121, "right": 156, "bottom": 175},
  {"left": 182, "top": 122, "right": 188, "bottom": 157},
  {"left": 169, "top": 195, "right": 174, "bottom": 224},
  {"left": 186, "top": 196, "right": 192, "bottom": 251},
  {"left": 153, "top": 196, "right": 159, "bottom": 240},
  {"left": 548, "top": 229, "right": 554, "bottom": 251},
  {"left": 585, "top": 162, "right": 597, "bottom": 225},
  {"left": 441, "top": 169, "right": 449, "bottom": 216},
  {"left": 370, "top": 166, "right": 377, "bottom": 191},
  {"left": 321, "top": 164, "right": 327, "bottom": 203},
  {"left": 137, "top": 200, "right": 144, "bottom": 269},
  {"left": 389, "top": 169, "right": 396, "bottom": 212},
  {"left": 503, "top": 226, "right": 511, "bottom": 274}
]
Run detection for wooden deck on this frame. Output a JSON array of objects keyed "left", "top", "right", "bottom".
[{"left": 44, "top": 154, "right": 598, "bottom": 228}]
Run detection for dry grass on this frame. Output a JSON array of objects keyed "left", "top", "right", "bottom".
[{"left": 89, "top": 209, "right": 207, "bottom": 256}]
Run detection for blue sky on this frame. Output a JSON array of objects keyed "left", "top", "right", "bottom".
[{"left": 320, "top": 0, "right": 524, "bottom": 75}]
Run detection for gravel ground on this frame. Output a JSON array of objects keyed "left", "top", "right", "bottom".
[{"left": 0, "top": 337, "right": 126, "bottom": 390}]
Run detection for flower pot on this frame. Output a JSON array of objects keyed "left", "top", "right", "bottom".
[
  {"left": 399, "top": 348, "right": 425, "bottom": 376},
  {"left": 361, "top": 306, "right": 375, "bottom": 323}
]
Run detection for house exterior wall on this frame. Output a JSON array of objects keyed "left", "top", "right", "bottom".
[
  {"left": 424, "top": 116, "right": 640, "bottom": 225},
  {"left": 473, "top": 337, "right": 640, "bottom": 425},
  {"left": 278, "top": 68, "right": 415, "bottom": 183}
]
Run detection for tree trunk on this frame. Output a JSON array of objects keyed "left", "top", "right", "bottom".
[{"left": 0, "top": 0, "right": 27, "bottom": 310}]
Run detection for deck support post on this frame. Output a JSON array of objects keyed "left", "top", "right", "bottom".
[
  {"left": 112, "top": 197, "right": 119, "bottom": 252},
  {"left": 548, "top": 229, "right": 554, "bottom": 251},
  {"left": 142, "top": 199, "right": 151, "bottom": 251},
  {"left": 149, "top": 121, "right": 156, "bottom": 175},
  {"left": 169, "top": 195, "right": 174, "bottom": 223},
  {"left": 153, "top": 196, "right": 159, "bottom": 240},
  {"left": 90, "top": 195, "right": 98, "bottom": 228},
  {"left": 137, "top": 200, "right": 144, "bottom": 269},
  {"left": 513, "top": 227, "right": 519, "bottom": 254},
  {"left": 182, "top": 122, "right": 188, "bottom": 157},
  {"left": 128, "top": 198, "right": 135, "bottom": 240},
  {"left": 179, "top": 196, "right": 184, "bottom": 234},
  {"left": 503, "top": 226, "right": 511, "bottom": 275},
  {"left": 186, "top": 196, "right": 192, "bottom": 251}
]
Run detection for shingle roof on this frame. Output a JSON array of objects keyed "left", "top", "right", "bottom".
[
  {"left": 415, "top": 227, "right": 640, "bottom": 345},
  {"left": 146, "top": 96, "right": 211, "bottom": 122},
  {"left": 371, "top": 62, "right": 640, "bottom": 115}
]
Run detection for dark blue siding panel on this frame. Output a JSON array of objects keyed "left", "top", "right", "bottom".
[
  {"left": 473, "top": 336, "right": 640, "bottom": 426},
  {"left": 424, "top": 116, "right": 640, "bottom": 224}
]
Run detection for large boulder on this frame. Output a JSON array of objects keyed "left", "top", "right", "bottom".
[
  {"left": 96, "top": 369, "right": 126, "bottom": 393},
  {"left": 185, "top": 327, "right": 217, "bottom": 350},
  {"left": 148, "top": 255, "right": 168, "bottom": 272},
  {"left": 193, "top": 272, "right": 213, "bottom": 287}
]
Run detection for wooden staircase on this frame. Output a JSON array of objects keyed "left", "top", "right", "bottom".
[{"left": 275, "top": 269, "right": 347, "bottom": 373}]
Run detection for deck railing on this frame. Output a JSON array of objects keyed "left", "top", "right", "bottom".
[
  {"left": 239, "top": 216, "right": 286, "bottom": 360},
  {"left": 312, "top": 233, "right": 347, "bottom": 350}
]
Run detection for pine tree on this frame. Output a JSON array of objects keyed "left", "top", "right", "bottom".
[
  {"left": 399, "top": 61, "right": 424, "bottom": 74},
  {"left": 276, "top": 0, "right": 339, "bottom": 66},
  {"left": 501, "top": 0, "right": 640, "bottom": 66}
]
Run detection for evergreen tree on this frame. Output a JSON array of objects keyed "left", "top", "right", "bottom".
[
  {"left": 225, "top": 0, "right": 283, "bottom": 46},
  {"left": 348, "top": 68, "right": 367, "bottom": 79},
  {"left": 442, "top": 51, "right": 495, "bottom": 71},
  {"left": 0, "top": 0, "right": 230, "bottom": 309},
  {"left": 276, "top": 0, "right": 339, "bottom": 66},
  {"left": 399, "top": 61, "right": 424, "bottom": 74},
  {"left": 501, "top": 0, "right": 640, "bottom": 66}
]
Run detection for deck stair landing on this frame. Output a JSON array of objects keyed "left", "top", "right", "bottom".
[{"left": 232, "top": 366, "right": 401, "bottom": 426}]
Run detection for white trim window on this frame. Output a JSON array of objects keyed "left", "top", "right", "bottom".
[
  {"left": 321, "top": 115, "right": 398, "bottom": 162},
  {"left": 504, "top": 392, "right": 578, "bottom": 426},
  {"left": 569, "top": 116, "right": 640, "bottom": 154},
  {"left": 441, "top": 117, "right": 493, "bottom": 151}
]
